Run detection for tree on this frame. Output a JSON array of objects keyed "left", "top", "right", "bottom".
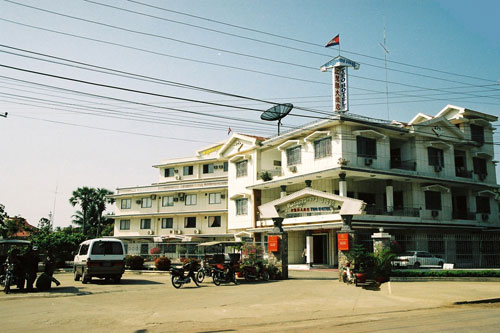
[
  {"left": 69, "top": 187, "right": 115, "bottom": 238},
  {"left": 30, "top": 226, "right": 85, "bottom": 267},
  {"left": 0, "top": 203, "right": 7, "bottom": 238},
  {"left": 69, "top": 187, "right": 94, "bottom": 236},
  {"left": 37, "top": 217, "right": 52, "bottom": 233}
]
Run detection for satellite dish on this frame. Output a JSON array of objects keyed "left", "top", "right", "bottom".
[{"left": 261, "top": 103, "right": 293, "bottom": 135}]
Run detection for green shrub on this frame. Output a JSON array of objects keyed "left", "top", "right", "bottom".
[
  {"left": 154, "top": 257, "right": 171, "bottom": 271},
  {"left": 125, "top": 255, "right": 144, "bottom": 270}
]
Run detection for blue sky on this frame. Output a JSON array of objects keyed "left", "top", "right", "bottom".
[{"left": 0, "top": 0, "right": 498, "bottom": 228}]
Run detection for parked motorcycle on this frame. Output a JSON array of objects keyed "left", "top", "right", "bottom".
[
  {"left": 0, "top": 259, "right": 21, "bottom": 294},
  {"left": 196, "top": 260, "right": 213, "bottom": 284},
  {"left": 170, "top": 261, "right": 201, "bottom": 289},
  {"left": 342, "top": 262, "right": 358, "bottom": 286},
  {"left": 240, "top": 263, "right": 269, "bottom": 281},
  {"left": 212, "top": 263, "right": 238, "bottom": 286}
]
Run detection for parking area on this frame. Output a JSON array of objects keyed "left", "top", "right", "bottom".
[{"left": 1, "top": 270, "right": 500, "bottom": 332}]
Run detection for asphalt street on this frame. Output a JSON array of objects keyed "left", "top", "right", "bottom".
[{"left": 1, "top": 270, "right": 500, "bottom": 332}]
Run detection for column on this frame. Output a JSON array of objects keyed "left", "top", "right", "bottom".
[
  {"left": 385, "top": 179, "right": 394, "bottom": 214},
  {"left": 280, "top": 185, "right": 287, "bottom": 198},
  {"left": 306, "top": 230, "right": 313, "bottom": 267},
  {"left": 339, "top": 173, "right": 347, "bottom": 197}
]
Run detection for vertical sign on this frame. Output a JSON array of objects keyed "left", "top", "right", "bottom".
[
  {"left": 333, "top": 67, "right": 348, "bottom": 112},
  {"left": 337, "top": 233, "right": 349, "bottom": 251},
  {"left": 268, "top": 235, "right": 279, "bottom": 252}
]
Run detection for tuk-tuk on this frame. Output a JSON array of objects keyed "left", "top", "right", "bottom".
[
  {"left": 197, "top": 241, "right": 243, "bottom": 266},
  {"left": 0, "top": 240, "right": 31, "bottom": 275}
]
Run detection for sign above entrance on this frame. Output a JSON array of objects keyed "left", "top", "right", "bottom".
[{"left": 278, "top": 195, "right": 342, "bottom": 219}]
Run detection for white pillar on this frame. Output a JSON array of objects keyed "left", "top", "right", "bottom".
[
  {"left": 339, "top": 173, "right": 347, "bottom": 197},
  {"left": 280, "top": 185, "right": 287, "bottom": 198},
  {"left": 306, "top": 232, "right": 313, "bottom": 266},
  {"left": 386, "top": 180, "right": 394, "bottom": 213}
]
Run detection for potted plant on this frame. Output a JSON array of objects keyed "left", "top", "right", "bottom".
[
  {"left": 338, "top": 157, "right": 350, "bottom": 166},
  {"left": 370, "top": 248, "right": 396, "bottom": 287},
  {"left": 259, "top": 171, "right": 273, "bottom": 181},
  {"left": 344, "top": 244, "right": 371, "bottom": 283},
  {"left": 154, "top": 257, "right": 171, "bottom": 271}
]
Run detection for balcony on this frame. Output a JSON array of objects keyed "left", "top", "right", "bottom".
[
  {"left": 452, "top": 211, "right": 476, "bottom": 220},
  {"left": 365, "top": 205, "right": 420, "bottom": 217},
  {"left": 390, "top": 159, "right": 416, "bottom": 171},
  {"left": 455, "top": 167, "right": 473, "bottom": 178}
]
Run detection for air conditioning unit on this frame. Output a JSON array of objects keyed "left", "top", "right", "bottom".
[
  {"left": 136, "top": 199, "right": 142, "bottom": 204},
  {"left": 175, "top": 230, "right": 182, "bottom": 234},
  {"left": 178, "top": 192, "right": 185, "bottom": 198},
  {"left": 175, "top": 175, "right": 181, "bottom": 180},
  {"left": 147, "top": 230, "right": 154, "bottom": 235},
  {"left": 174, "top": 169, "right": 178, "bottom": 173},
  {"left": 431, "top": 210, "right": 439, "bottom": 218},
  {"left": 434, "top": 165, "right": 442, "bottom": 172},
  {"left": 482, "top": 213, "right": 489, "bottom": 221},
  {"left": 221, "top": 194, "right": 226, "bottom": 199},
  {"left": 194, "top": 229, "right": 200, "bottom": 234},
  {"left": 169, "top": 229, "right": 175, "bottom": 234},
  {"left": 214, "top": 165, "right": 219, "bottom": 169},
  {"left": 150, "top": 194, "right": 156, "bottom": 200},
  {"left": 173, "top": 197, "right": 179, "bottom": 202},
  {"left": 479, "top": 173, "right": 486, "bottom": 181},
  {"left": 288, "top": 166, "right": 297, "bottom": 173},
  {"left": 364, "top": 158, "right": 373, "bottom": 166}
]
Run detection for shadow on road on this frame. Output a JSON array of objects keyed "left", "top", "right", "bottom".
[{"left": 89, "top": 279, "right": 164, "bottom": 286}]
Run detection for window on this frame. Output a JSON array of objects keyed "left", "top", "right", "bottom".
[
  {"left": 286, "top": 146, "right": 301, "bottom": 166},
  {"left": 223, "top": 161, "right": 228, "bottom": 172},
  {"left": 470, "top": 124, "right": 484, "bottom": 145},
  {"left": 203, "top": 163, "right": 214, "bottom": 174},
  {"left": 184, "top": 216, "right": 196, "bottom": 228},
  {"left": 356, "top": 136, "right": 377, "bottom": 158},
  {"left": 208, "top": 216, "right": 221, "bottom": 228},
  {"left": 314, "top": 137, "right": 332, "bottom": 159},
  {"left": 141, "top": 197, "right": 152, "bottom": 208},
  {"left": 236, "top": 160, "right": 248, "bottom": 177},
  {"left": 209, "top": 192, "right": 221, "bottom": 204},
  {"left": 427, "top": 147, "right": 444, "bottom": 167},
  {"left": 79, "top": 244, "right": 89, "bottom": 255},
  {"left": 425, "top": 191, "right": 442, "bottom": 210},
  {"left": 183, "top": 165, "right": 193, "bottom": 176},
  {"left": 91, "top": 241, "right": 123, "bottom": 255},
  {"left": 476, "top": 197, "right": 490, "bottom": 214},
  {"left": 473, "top": 157, "right": 487, "bottom": 175},
  {"left": 162, "top": 196, "right": 174, "bottom": 207},
  {"left": 120, "top": 199, "right": 131, "bottom": 209},
  {"left": 236, "top": 198, "right": 248, "bottom": 215},
  {"left": 140, "top": 218, "right": 151, "bottom": 229},
  {"left": 185, "top": 194, "right": 197, "bottom": 206},
  {"left": 119, "top": 219, "right": 130, "bottom": 230},
  {"left": 161, "top": 218, "right": 173, "bottom": 229},
  {"left": 164, "top": 168, "right": 175, "bottom": 177}
]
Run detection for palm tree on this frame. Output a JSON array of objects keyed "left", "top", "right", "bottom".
[
  {"left": 93, "top": 188, "right": 114, "bottom": 237},
  {"left": 69, "top": 187, "right": 94, "bottom": 236}
]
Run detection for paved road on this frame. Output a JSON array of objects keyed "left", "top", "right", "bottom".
[{"left": 1, "top": 271, "right": 500, "bottom": 332}]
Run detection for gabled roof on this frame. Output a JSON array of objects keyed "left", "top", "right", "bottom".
[
  {"left": 436, "top": 105, "right": 498, "bottom": 122},
  {"left": 217, "top": 133, "right": 265, "bottom": 157},
  {"left": 410, "top": 116, "right": 465, "bottom": 140},
  {"left": 408, "top": 113, "right": 434, "bottom": 125}
]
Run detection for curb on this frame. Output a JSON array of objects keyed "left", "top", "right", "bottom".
[
  {"left": 390, "top": 276, "right": 500, "bottom": 282},
  {"left": 455, "top": 298, "right": 500, "bottom": 305}
]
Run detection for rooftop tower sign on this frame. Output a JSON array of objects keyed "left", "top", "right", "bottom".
[{"left": 320, "top": 56, "right": 360, "bottom": 113}]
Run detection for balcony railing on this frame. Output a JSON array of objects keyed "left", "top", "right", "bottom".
[
  {"left": 455, "top": 168, "right": 473, "bottom": 178},
  {"left": 365, "top": 205, "right": 420, "bottom": 217},
  {"left": 452, "top": 211, "right": 476, "bottom": 220},
  {"left": 116, "top": 180, "right": 228, "bottom": 195},
  {"left": 259, "top": 168, "right": 283, "bottom": 178},
  {"left": 390, "top": 159, "right": 416, "bottom": 171}
]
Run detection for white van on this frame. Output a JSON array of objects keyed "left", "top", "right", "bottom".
[{"left": 73, "top": 238, "right": 126, "bottom": 284}]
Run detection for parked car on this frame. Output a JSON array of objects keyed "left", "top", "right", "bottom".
[
  {"left": 73, "top": 238, "right": 125, "bottom": 284},
  {"left": 392, "top": 251, "right": 445, "bottom": 268}
]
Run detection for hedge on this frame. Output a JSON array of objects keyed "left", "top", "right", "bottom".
[{"left": 392, "top": 270, "right": 500, "bottom": 277}]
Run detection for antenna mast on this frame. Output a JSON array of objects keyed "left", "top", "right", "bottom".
[{"left": 379, "top": 19, "right": 390, "bottom": 120}]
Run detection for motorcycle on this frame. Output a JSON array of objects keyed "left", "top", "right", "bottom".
[
  {"left": 240, "top": 263, "right": 269, "bottom": 282},
  {"left": 212, "top": 263, "right": 238, "bottom": 286},
  {"left": 195, "top": 260, "right": 213, "bottom": 284},
  {"left": 170, "top": 261, "right": 201, "bottom": 289},
  {"left": 0, "top": 259, "right": 21, "bottom": 294},
  {"left": 342, "top": 262, "right": 358, "bottom": 286}
]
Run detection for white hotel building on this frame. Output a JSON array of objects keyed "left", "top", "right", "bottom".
[{"left": 112, "top": 105, "right": 499, "bottom": 268}]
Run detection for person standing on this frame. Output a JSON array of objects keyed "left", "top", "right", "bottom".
[{"left": 23, "top": 246, "right": 39, "bottom": 292}]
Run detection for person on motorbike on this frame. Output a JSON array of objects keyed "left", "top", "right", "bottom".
[
  {"left": 7, "top": 248, "right": 24, "bottom": 290},
  {"left": 36, "top": 252, "right": 60, "bottom": 291}
]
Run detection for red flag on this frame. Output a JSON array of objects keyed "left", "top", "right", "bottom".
[
  {"left": 228, "top": 127, "right": 232, "bottom": 135},
  {"left": 325, "top": 34, "right": 340, "bottom": 48}
]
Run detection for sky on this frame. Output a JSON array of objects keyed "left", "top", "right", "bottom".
[{"left": 0, "top": 0, "right": 499, "bottom": 229}]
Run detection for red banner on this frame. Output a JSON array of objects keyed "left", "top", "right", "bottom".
[{"left": 337, "top": 233, "right": 349, "bottom": 251}]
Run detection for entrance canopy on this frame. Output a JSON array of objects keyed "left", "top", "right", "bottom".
[{"left": 258, "top": 187, "right": 365, "bottom": 219}]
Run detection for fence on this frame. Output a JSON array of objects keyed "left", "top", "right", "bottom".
[{"left": 392, "top": 232, "right": 500, "bottom": 269}]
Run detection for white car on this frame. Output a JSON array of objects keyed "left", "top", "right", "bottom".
[
  {"left": 392, "top": 251, "right": 445, "bottom": 269},
  {"left": 73, "top": 238, "right": 126, "bottom": 283}
]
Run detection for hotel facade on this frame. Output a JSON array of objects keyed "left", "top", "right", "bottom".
[{"left": 111, "top": 105, "right": 499, "bottom": 268}]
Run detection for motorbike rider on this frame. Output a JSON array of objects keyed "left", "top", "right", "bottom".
[
  {"left": 36, "top": 252, "right": 60, "bottom": 291},
  {"left": 6, "top": 248, "right": 24, "bottom": 290}
]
